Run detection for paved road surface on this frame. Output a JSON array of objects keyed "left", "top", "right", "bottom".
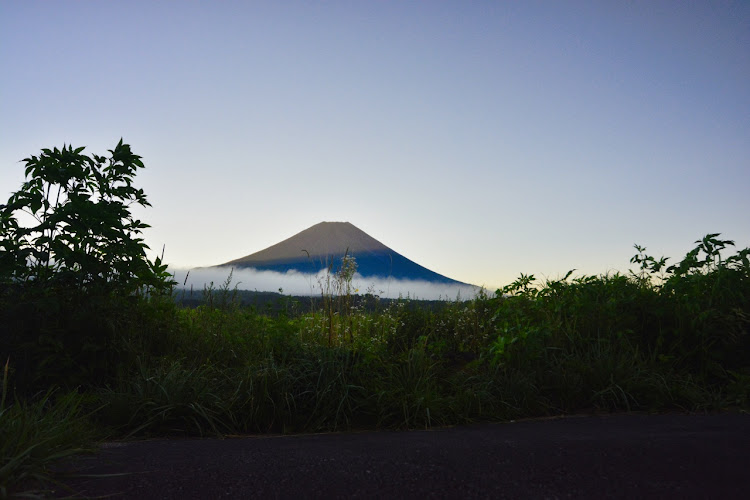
[{"left": 54, "top": 413, "right": 750, "bottom": 499}]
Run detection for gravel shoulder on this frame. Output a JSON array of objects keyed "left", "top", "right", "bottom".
[{"left": 52, "top": 413, "right": 750, "bottom": 499}]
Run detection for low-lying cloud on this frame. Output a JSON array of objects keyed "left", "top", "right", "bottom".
[{"left": 169, "top": 266, "right": 483, "bottom": 301}]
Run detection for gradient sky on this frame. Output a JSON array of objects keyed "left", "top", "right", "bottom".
[{"left": 2, "top": 1, "right": 748, "bottom": 291}]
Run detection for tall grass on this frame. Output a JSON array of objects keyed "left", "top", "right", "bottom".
[
  {"left": 86, "top": 234, "right": 747, "bottom": 438},
  {"left": 0, "top": 359, "right": 95, "bottom": 498}
]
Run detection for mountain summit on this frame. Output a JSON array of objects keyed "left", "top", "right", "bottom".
[{"left": 220, "top": 222, "right": 466, "bottom": 285}]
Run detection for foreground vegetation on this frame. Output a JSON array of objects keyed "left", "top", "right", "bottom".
[{"left": 1, "top": 142, "right": 748, "bottom": 496}]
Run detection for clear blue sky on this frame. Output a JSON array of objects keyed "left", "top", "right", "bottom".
[{"left": 2, "top": 1, "right": 748, "bottom": 291}]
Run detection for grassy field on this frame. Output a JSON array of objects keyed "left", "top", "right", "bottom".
[{"left": 1, "top": 234, "right": 748, "bottom": 496}]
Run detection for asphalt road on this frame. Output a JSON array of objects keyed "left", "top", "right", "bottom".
[{"left": 54, "top": 413, "right": 750, "bottom": 499}]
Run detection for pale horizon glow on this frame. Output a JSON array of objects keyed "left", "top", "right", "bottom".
[{"left": 1, "top": 1, "right": 748, "bottom": 291}]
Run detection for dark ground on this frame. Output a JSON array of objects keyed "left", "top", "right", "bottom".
[{"left": 52, "top": 413, "right": 750, "bottom": 499}]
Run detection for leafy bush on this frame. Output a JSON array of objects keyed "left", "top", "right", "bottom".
[
  {"left": 487, "top": 234, "right": 750, "bottom": 411},
  {"left": 0, "top": 140, "right": 171, "bottom": 293},
  {"left": 0, "top": 141, "right": 174, "bottom": 395}
]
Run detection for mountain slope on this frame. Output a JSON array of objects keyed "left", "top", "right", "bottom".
[{"left": 220, "top": 222, "right": 466, "bottom": 285}]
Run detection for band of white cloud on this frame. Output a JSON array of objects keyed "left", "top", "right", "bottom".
[{"left": 169, "top": 266, "right": 483, "bottom": 301}]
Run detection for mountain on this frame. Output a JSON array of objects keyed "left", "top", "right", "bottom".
[{"left": 219, "top": 221, "right": 467, "bottom": 285}]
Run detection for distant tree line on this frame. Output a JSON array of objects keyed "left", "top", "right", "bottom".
[{"left": 173, "top": 287, "right": 452, "bottom": 316}]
